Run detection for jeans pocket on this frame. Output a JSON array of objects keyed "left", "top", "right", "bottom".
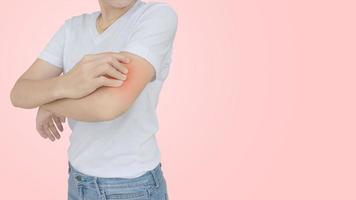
[{"left": 103, "top": 186, "right": 149, "bottom": 200}]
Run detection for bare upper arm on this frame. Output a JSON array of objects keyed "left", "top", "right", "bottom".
[
  {"left": 19, "top": 58, "right": 63, "bottom": 80},
  {"left": 96, "top": 51, "right": 155, "bottom": 120}
]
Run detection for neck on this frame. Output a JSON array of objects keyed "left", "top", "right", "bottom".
[{"left": 98, "top": 0, "right": 137, "bottom": 26}]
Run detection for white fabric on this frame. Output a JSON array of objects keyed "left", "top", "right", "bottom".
[{"left": 37, "top": 0, "right": 178, "bottom": 178}]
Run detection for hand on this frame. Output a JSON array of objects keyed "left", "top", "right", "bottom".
[
  {"left": 36, "top": 106, "right": 66, "bottom": 142},
  {"left": 58, "top": 52, "right": 131, "bottom": 99}
]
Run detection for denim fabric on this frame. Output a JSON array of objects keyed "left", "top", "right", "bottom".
[{"left": 68, "top": 162, "right": 168, "bottom": 200}]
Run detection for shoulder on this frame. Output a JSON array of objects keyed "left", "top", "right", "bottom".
[
  {"left": 62, "top": 11, "right": 98, "bottom": 29},
  {"left": 143, "top": 2, "right": 177, "bottom": 15},
  {"left": 139, "top": 2, "right": 178, "bottom": 24}
]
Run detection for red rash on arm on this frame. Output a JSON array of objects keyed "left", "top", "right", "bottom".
[{"left": 41, "top": 51, "right": 155, "bottom": 122}]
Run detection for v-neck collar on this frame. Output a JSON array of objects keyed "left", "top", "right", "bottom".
[{"left": 89, "top": 0, "right": 141, "bottom": 43}]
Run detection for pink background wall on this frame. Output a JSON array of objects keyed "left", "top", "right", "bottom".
[{"left": 1, "top": 0, "right": 356, "bottom": 199}]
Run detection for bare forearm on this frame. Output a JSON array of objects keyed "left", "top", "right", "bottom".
[
  {"left": 10, "top": 76, "right": 65, "bottom": 109},
  {"left": 39, "top": 52, "right": 151, "bottom": 122},
  {"left": 41, "top": 86, "right": 114, "bottom": 122}
]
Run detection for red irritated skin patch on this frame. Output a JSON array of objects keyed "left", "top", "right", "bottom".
[{"left": 97, "top": 51, "right": 155, "bottom": 118}]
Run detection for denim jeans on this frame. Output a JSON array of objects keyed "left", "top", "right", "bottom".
[{"left": 68, "top": 161, "right": 169, "bottom": 200}]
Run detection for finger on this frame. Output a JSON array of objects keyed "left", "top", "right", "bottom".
[
  {"left": 94, "top": 63, "right": 127, "bottom": 80},
  {"left": 52, "top": 116, "right": 64, "bottom": 132},
  {"left": 97, "top": 52, "right": 131, "bottom": 64},
  {"left": 48, "top": 120, "right": 61, "bottom": 140},
  {"left": 92, "top": 55, "right": 129, "bottom": 74},
  {"left": 109, "top": 52, "right": 131, "bottom": 64},
  {"left": 106, "top": 67, "right": 127, "bottom": 80},
  {"left": 60, "top": 116, "right": 66, "bottom": 123},
  {"left": 56, "top": 114, "right": 66, "bottom": 123},
  {"left": 37, "top": 125, "right": 48, "bottom": 139},
  {"left": 56, "top": 113, "right": 65, "bottom": 120},
  {"left": 107, "top": 55, "right": 129, "bottom": 74},
  {"left": 95, "top": 76, "right": 124, "bottom": 87},
  {"left": 43, "top": 123, "right": 55, "bottom": 141}
]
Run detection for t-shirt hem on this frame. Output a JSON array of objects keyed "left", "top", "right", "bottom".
[{"left": 68, "top": 157, "right": 161, "bottom": 178}]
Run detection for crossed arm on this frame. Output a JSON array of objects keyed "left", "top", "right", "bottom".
[{"left": 41, "top": 51, "right": 154, "bottom": 122}]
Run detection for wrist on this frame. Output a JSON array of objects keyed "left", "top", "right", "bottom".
[{"left": 53, "top": 76, "right": 68, "bottom": 99}]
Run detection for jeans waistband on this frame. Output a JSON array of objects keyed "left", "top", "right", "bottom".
[{"left": 68, "top": 161, "right": 163, "bottom": 189}]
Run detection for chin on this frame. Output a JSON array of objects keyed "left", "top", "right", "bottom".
[{"left": 102, "top": 0, "right": 135, "bottom": 8}]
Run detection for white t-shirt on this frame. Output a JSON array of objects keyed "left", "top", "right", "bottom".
[{"left": 37, "top": 0, "right": 178, "bottom": 178}]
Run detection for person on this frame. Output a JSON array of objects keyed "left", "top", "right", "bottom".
[{"left": 10, "top": 0, "right": 178, "bottom": 199}]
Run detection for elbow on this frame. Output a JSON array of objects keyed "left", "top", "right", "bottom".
[
  {"left": 10, "top": 88, "right": 35, "bottom": 109},
  {"left": 10, "top": 89, "right": 18, "bottom": 107}
]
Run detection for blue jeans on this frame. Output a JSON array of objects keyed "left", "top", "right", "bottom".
[{"left": 68, "top": 162, "right": 169, "bottom": 200}]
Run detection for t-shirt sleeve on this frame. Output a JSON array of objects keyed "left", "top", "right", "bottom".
[
  {"left": 121, "top": 4, "right": 178, "bottom": 81},
  {"left": 38, "top": 19, "right": 68, "bottom": 69}
]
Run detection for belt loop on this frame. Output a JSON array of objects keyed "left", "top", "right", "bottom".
[
  {"left": 94, "top": 177, "right": 106, "bottom": 200},
  {"left": 149, "top": 169, "right": 160, "bottom": 188},
  {"left": 68, "top": 161, "right": 71, "bottom": 174}
]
